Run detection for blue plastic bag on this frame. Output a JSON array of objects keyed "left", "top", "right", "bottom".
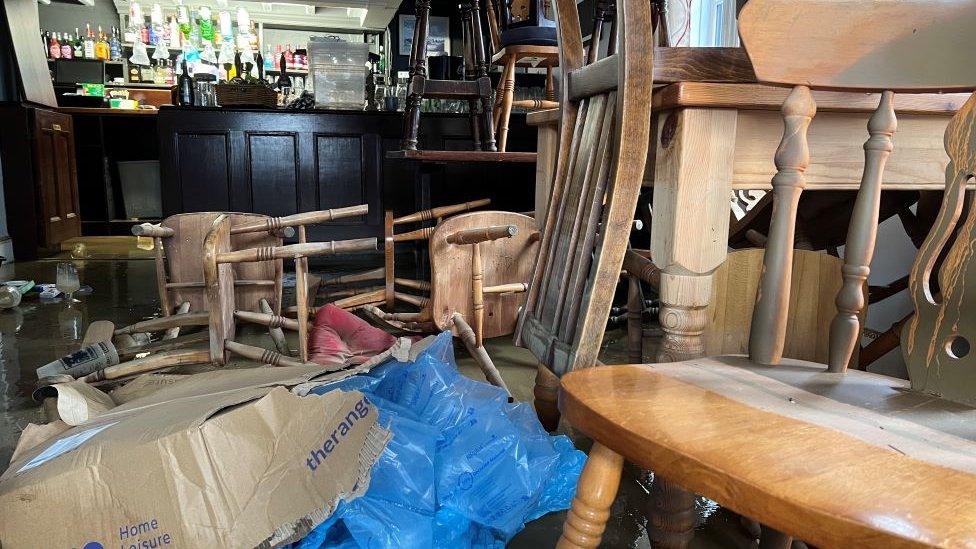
[{"left": 293, "top": 332, "right": 585, "bottom": 548}]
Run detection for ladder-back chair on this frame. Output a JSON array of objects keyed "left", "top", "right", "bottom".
[
  {"left": 514, "top": 0, "right": 652, "bottom": 429},
  {"left": 556, "top": 2, "right": 976, "bottom": 547}
]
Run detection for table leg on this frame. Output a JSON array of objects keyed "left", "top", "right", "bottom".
[
  {"left": 651, "top": 107, "right": 737, "bottom": 362},
  {"left": 648, "top": 107, "right": 738, "bottom": 547}
]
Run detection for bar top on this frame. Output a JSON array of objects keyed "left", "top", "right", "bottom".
[{"left": 59, "top": 107, "right": 160, "bottom": 116}]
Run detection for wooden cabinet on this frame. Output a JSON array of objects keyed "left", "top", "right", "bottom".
[
  {"left": 33, "top": 108, "right": 81, "bottom": 246},
  {"left": 0, "top": 104, "right": 82, "bottom": 259}
]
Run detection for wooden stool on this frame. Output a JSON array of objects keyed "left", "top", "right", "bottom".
[{"left": 401, "top": 0, "right": 496, "bottom": 152}]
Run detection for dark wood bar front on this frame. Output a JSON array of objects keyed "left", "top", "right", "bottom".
[{"left": 157, "top": 107, "right": 537, "bottom": 243}]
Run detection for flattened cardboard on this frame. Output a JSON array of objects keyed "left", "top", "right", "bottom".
[{"left": 0, "top": 363, "right": 391, "bottom": 548}]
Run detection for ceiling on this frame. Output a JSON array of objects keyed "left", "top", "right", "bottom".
[{"left": 110, "top": 0, "right": 401, "bottom": 32}]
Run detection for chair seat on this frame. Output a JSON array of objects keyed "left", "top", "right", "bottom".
[
  {"left": 559, "top": 356, "right": 976, "bottom": 548},
  {"left": 500, "top": 26, "right": 558, "bottom": 48},
  {"left": 492, "top": 44, "right": 559, "bottom": 66}
]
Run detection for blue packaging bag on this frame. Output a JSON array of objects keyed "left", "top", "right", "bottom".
[{"left": 294, "top": 332, "right": 585, "bottom": 548}]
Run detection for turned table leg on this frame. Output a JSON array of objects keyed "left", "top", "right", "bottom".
[
  {"left": 557, "top": 443, "right": 624, "bottom": 548},
  {"left": 648, "top": 107, "right": 738, "bottom": 546},
  {"left": 647, "top": 476, "right": 697, "bottom": 548}
]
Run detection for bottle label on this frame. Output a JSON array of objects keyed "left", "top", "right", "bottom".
[{"left": 36, "top": 341, "right": 121, "bottom": 379}]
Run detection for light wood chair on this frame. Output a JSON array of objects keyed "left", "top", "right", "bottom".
[
  {"left": 556, "top": 1, "right": 976, "bottom": 547},
  {"left": 323, "top": 199, "right": 491, "bottom": 311},
  {"left": 367, "top": 211, "right": 539, "bottom": 340},
  {"left": 515, "top": 0, "right": 652, "bottom": 430},
  {"left": 485, "top": 0, "right": 559, "bottom": 152},
  {"left": 903, "top": 99, "right": 976, "bottom": 406},
  {"left": 128, "top": 208, "right": 364, "bottom": 353}
]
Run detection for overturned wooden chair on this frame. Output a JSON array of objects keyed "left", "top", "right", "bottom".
[
  {"left": 557, "top": 2, "right": 976, "bottom": 547},
  {"left": 82, "top": 207, "right": 372, "bottom": 383},
  {"left": 324, "top": 199, "right": 491, "bottom": 310},
  {"left": 367, "top": 211, "right": 539, "bottom": 342},
  {"left": 203, "top": 213, "right": 377, "bottom": 367}
]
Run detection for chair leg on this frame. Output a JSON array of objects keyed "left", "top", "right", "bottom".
[
  {"left": 545, "top": 65, "right": 556, "bottom": 102},
  {"left": 557, "top": 443, "right": 624, "bottom": 548},
  {"left": 493, "top": 56, "right": 514, "bottom": 129},
  {"left": 647, "top": 477, "right": 696, "bottom": 549},
  {"left": 627, "top": 275, "right": 642, "bottom": 362},
  {"left": 401, "top": 0, "right": 431, "bottom": 150},
  {"left": 497, "top": 56, "right": 517, "bottom": 152},
  {"left": 533, "top": 363, "right": 560, "bottom": 431},
  {"left": 492, "top": 58, "right": 511, "bottom": 127}
]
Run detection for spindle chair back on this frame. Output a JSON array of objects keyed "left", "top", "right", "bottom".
[
  {"left": 555, "top": 2, "right": 976, "bottom": 548},
  {"left": 513, "top": 0, "right": 652, "bottom": 428}
]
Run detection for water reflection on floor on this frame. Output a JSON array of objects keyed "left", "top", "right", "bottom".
[{"left": 0, "top": 257, "right": 754, "bottom": 548}]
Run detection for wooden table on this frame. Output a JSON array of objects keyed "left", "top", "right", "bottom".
[
  {"left": 647, "top": 82, "right": 971, "bottom": 361},
  {"left": 526, "top": 108, "right": 559, "bottom": 227}
]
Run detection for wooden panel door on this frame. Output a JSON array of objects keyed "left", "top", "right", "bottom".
[{"left": 33, "top": 109, "right": 81, "bottom": 247}]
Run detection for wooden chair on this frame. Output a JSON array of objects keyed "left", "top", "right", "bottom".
[
  {"left": 485, "top": 0, "right": 559, "bottom": 152},
  {"left": 81, "top": 207, "right": 373, "bottom": 384},
  {"left": 129, "top": 212, "right": 288, "bottom": 351},
  {"left": 367, "top": 210, "right": 539, "bottom": 396},
  {"left": 128, "top": 208, "right": 364, "bottom": 352},
  {"left": 323, "top": 199, "right": 491, "bottom": 311},
  {"left": 401, "top": 0, "right": 496, "bottom": 151},
  {"left": 903, "top": 107, "right": 976, "bottom": 406},
  {"left": 556, "top": 2, "right": 976, "bottom": 547},
  {"left": 367, "top": 210, "right": 539, "bottom": 343},
  {"left": 515, "top": 0, "right": 652, "bottom": 430}
]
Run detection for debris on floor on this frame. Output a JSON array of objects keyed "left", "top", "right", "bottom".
[
  {"left": 1, "top": 362, "right": 391, "bottom": 548},
  {"left": 292, "top": 331, "right": 585, "bottom": 548},
  {"left": 2, "top": 332, "right": 582, "bottom": 548}
]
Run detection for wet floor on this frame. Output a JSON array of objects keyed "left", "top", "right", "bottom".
[{"left": 0, "top": 256, "right": 757, "bottom": 548}]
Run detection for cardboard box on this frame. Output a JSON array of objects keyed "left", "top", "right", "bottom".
[{"left": 0, "top": 364, "right": 391, "bottom": 548}]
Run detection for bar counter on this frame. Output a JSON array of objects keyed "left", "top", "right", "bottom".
[{"left": 156, "top": 106, "right": 537, "bottom": 242}]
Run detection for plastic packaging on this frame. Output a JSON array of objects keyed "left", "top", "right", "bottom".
[{"left": 292, "top": 332, "right": 585, "bottom": 548}]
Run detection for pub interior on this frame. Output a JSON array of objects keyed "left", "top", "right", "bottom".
[{"left": 1, "top": 0, "right": 975, "bottom": 547}]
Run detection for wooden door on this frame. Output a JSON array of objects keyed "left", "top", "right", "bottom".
[{"left": 33, "top": 109, "right": 81, "bottom": 247}]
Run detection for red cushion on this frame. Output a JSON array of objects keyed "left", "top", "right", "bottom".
[{"left": 308, "top": 304, "right": 397, "bottom": 366}]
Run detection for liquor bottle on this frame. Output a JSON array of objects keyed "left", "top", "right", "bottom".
[
  {"left": 49, "top": 33, "right": 62, "bottom": 60},
  {"left": 140, "top": 23, "right": 150, "bottom": 45},
  {"left": 110, "top": 28, "right": 122, "bottom": 61},
  {"left": 74, "top": 28, "right": 84, "bottom": 58},
  {"left": 178, "top": 60, "right": 194, "bottom": 106},
  {"left": 83, "top": 24, "right": 96, "bottom": 59},
  {"left": 61, "top": 34, "right": 74, "bottom": 59},
  {"left": 95, "top": 27, "right": 110, "bottom": 60},
  {"left": 283, "top": 44, "right": 293, "bottom": 67},
  {"left": 168, "top": 17, "right": 180, "bottom": 49},
  {"left": 198, "top": 6, "right": 214, "bottom": 44}
]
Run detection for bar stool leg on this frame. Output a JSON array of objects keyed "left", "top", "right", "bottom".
[
  {"left": 498, "top": 55, "right": 517, "bottom": 152},
  {"left": 401, "top": 0, "right": 432, "bottom": 150}
]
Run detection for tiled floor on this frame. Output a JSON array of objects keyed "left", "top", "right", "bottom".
[{"left": 0, "top": 255, "right": 756, "bottom": 548}]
